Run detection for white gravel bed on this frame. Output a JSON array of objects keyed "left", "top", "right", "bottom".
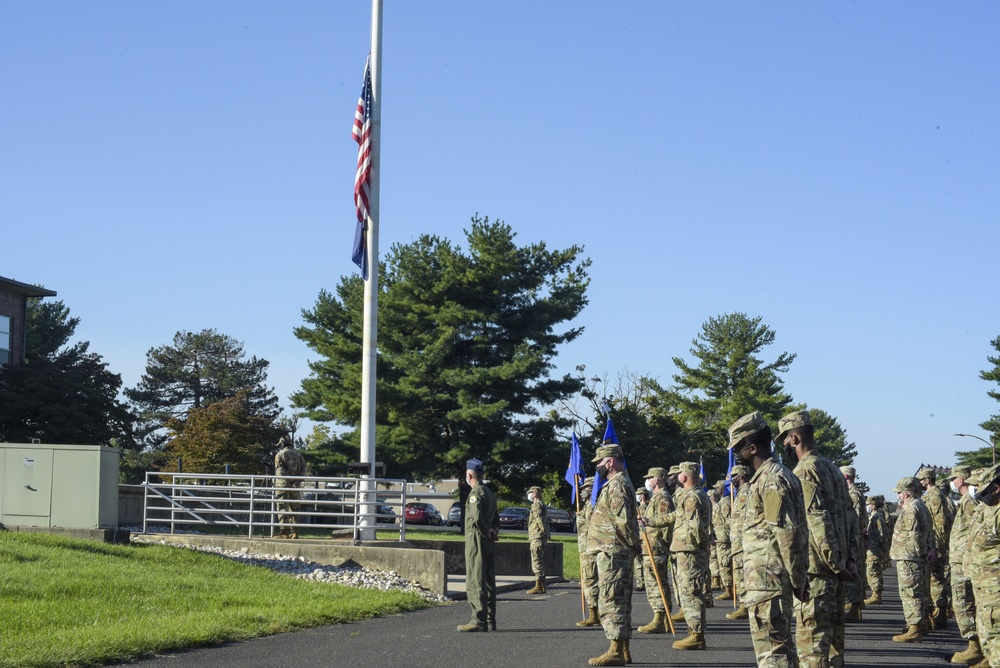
[{"left": 130, "top": 531, "right": 447, "bottom": 603}]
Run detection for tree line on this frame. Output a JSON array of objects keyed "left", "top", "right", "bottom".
[{"left": 2, "top": 215, "right": 996, "bottom": 498}]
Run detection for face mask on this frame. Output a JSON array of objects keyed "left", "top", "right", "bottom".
[
  {"left": 635, "top": 495, "right": 642, "bottom": 504},
  {"left": 950, "top": 481, "right": 959, "bottom": 494},
  {"left": 645, "top": 480, "right": 654, "bottom": 492},
  {"left": 528, "top": 494, "right": 536, "bottom": 503},
  {"left": 969, "top": 485, "right": 978, "bottom": 498},
  {"left": 783, "top": 444, "right": 797, "bottom": 464},
  {"left": 596, "top": 464, "right": 609, "bottom": 478},
  {"left": 976, "top": 484, "right": 997, "bottom": 506}
]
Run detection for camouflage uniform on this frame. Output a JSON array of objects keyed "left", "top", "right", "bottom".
[
  {"left": 274, "top": 443, "right": 306, "bottom": 532},
  {"left": 921, "top": 476, "right": 955, "bottom": 619},
  {"left": 950, "top": 489, "right": 978, "bottom": 641},
  {"left": 587, "top": 470, "right": 641, "bottom": 641},
  {"left": 671, "top": 476, "right": 712, "bottom": 634},
  {"left": 889, "top": 482, "right": 932, "bottom": 628},
  {"left": 641, "top": 485, "right": 676, "bottom": 614},
  {"left": 464, "top": 474, "right": 500, "bottom": 629},
  {"left": 864, "top": 499, "right": 890, "bottom": 601},
  {"left": 729, "top": 477, "right": 751, "bottom": 607},
  {"left": 742, "top": 456, "right": 809, "bottom": 667},
  {"left": 528, "top": 496, "right": 549, "bottom": 580},
  {"left": 967, "top": 494, "right": 1000, "bottom": 665},
  {"left": 577, "top": 483, "right": 599, "bottom": 614},
  {"left": 844, "top": 480, "right": 868, "bottom": 609},
  {"left": 714, "top": 487, "right": 734, "bottom": 596}
]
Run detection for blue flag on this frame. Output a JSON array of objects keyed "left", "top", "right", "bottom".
[
  {"left": 700, "top": 457, "right": 707, "bottom": 490},
  {"left": 590, "top": 418, "right": 621, "bottom": 507},
  {"left": 723, "top": 446, "right": 736, "bottom": 496},
  {"left": 565, "top": 431, "right": 585, "bottom": 503}
]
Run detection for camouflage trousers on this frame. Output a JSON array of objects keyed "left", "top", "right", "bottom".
[
  {"left": 634, "top": 555, "right": 646, "bottom": 588},
  {"left": 865, "top": 554, "right": 885, "bottom": 598},
  {"left": 675, "top": 550, "right": 710, "bottom": 633},
  {"left": 717, "top": 541, "right": 733, "bottom": 592},
  {"left": 845, "top": 548, "right": 866, "bottom": 606},
  {"left": 793, "top": 573, "right": 843, "bottom": 668},
  {"left": 980, "top": 605, "right": 1000, "bottom": 667},
  {"left": 749, "top": 592, "right": 798, "bottom": 668},
  {"left": 274, "top": 480, "right": 301, "bottom": 527},
  {"left": 579, "top": 548, "right": 599, "bottom": 609},
  {"left": 732, "top": 550, "right": 745, "bottom": 601},
  {"left": 710, "top": 542, "right": 720, "bottom": 580},
  {"left": 594, "top": 548, "right": 634, "bottom": 640},
  {"left": 951, "top": 569, "right": 976, "bottom": 639},
  {"left": 642, "top": 553, "right": 672, "bottom": 613},
  {"left": 896, "top": 559, "right": 927, "bottom": 626},
  {"left": 928, "top": 554, "right": 950, "bottom": 613},
  {"left": 529, "top": 538, "right": 546, "bottom": 578}
]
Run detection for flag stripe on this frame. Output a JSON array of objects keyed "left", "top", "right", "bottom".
[{"left": 352, "top": 58, "right": 372, "bottom": 278}]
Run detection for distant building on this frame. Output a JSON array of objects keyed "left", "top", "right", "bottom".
[{"left": 0, "top": 276, "right": 57, "bottom": 365}]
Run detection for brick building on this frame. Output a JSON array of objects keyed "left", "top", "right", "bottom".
[{"left": 0, "top": 275, "right": 57, "bottom": 365}]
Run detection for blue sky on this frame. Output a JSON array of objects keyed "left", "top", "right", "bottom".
[{"left": 3, "top": 2, "right": 998, "bottom": 496}]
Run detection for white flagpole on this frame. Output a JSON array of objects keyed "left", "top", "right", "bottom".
[{"left": 357, "top": 0, "right": 382, "bottom": 542}]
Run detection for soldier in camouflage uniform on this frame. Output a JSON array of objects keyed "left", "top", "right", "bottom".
[
  {"left": 576, "top": 477, "right": 601, "bottom": 627},
  {"left": 864, "top": 495, "right": 890, "bottom": 605},
  {"left": 726, "top": 464, "right": 753, "bottom": 621},
  {"left": 458, "top": 458, "right": 501, "bottom": 632},
  {"left": 728, "top": 412, "right": 809, "bottom": 668},
  {"left": 965, "top": 463, "right": 1000, "bottom": 668},
  {"left": 889, "top": 476, "right": 933, "bottom": 643},
  {"left": 669, "top": 461, "right": 713, "bottom": 650},
  {"left": 637, "top": 467, "right": 676, "bottom": 634},
  {"left": 526, "top": 485, "right": 549, "bottom": 594},
  {"left": 713, "top": 481, "right": 734, "bottom": 600},
  {"left": 840, "top": 466, "right": 868, "bottom": 623},
  {"left": 634, "top": 487, "right": 650, "bottom": 591},
  {"left": 776, "top": 410, "right": 857, "bottom": 668},
  {"left": 948, "top": 465, "right": 984, "bottom": 665},
  {"left": 273, "top": 435, "right": 306, "bottom": 539},
  {"left": 586, "top": 443, "right": 642, "bottom": 667},
  {"left": 918, "top": 467, "right": 956, "bottom": 630}
]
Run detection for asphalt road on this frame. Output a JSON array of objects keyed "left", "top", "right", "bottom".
[{"left": 112, "top": 568, "right": 969, "bottom": 668}]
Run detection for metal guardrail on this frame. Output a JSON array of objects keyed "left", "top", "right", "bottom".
[{"left": 141, "top": 472, "right": 454, "bottom": 542}]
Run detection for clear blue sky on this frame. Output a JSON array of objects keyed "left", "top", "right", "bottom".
[{"left": 3, "top": 2, "right": 999, "bottom": 496}]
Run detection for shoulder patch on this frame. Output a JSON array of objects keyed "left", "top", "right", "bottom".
[{"left": 763, "top": 488, "right": 783, "bottom": 524}]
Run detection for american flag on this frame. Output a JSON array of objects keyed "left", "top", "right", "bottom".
[{"left": 351, "top": 58, "right": 372, "bottom": 279}]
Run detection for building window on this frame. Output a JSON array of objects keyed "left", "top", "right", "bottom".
[{"left": 0, "top": 315, "right": 10, "bottom": 365}]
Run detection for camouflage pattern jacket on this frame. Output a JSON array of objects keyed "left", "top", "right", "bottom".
[
  {"left": 792, "top": 451, "right": 855, "bottom": 577},
  {"left": 889, "top": 496, "right": 932, "bottom": 562},
  {"left": 866, "top": 507, "right": 889, "bottom": 559},
  {"left": 847, "top": 484, "right": 868, "bottom": 552},
  {"left": 741, "top": 457, "right": 808, "bottom": 603},
  {"left": 586, "top": 471, "right": 641, "bottom": 557},
  {"left": 641, "top": 488, "right": 676, "bottom": 557},
  {"left": 670, "top": 486, "right": 711, "bottom": 553},
  {"left": 274, "top": 447, "right": 306, "bottom": 477},
  {"left": 967, "top": 503, "right": 1000, "bottom": 606},
  {"left": 923, "top": 484, "right": 956, "bottom": 553},
  {"left": 577, "top": 499, "right": 594, "bottom": 553},
  {"left": 528, "top": 501, "right": 549, "bottom": 541},
  {"left": 950, "top": 492, "right": 978, "bottom": 568},
  {"left": 714, "top": 493, "right": 732, "bottom": 545},
  {"left": 729, "top": 485, "right": 749, "bottom": 555}
]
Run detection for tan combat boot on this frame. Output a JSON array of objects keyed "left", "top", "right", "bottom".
[
  {"left": 844, "top": 603, "right": 862, "bottom": 623},
  {"left": 716, "top": 585, "right": 734, "bottom": 601},
  {"left": 588, "top": 639, "right": 626, "bottom": 666},
  {"left": 637, "top": 611, "right": 667, "bottom": 634},
  {"left": 526, "top": 577, "right": 545, "bottom": 594},
  {"left": 456, "top": 622, "right": 487, "bottom": 632},
  {"left": 669, "top": 609, "right": 685, "bottom": 623},
  {"left": 864, "top": 592, "right": 882, "bottom": 605},
  {"left": 576, "top": 607, "right": 600, "bottom": 627},
  {"left": 275, "top": 528, "right": 290, "bottom": 539},
  {"left": 951, "top": 637, "right": 984, "bottom": 665},
  {"left": 623, "top": 638, "right": 632, "bottom": 665},
  {"left": 726, "top": 604, "right": 748, "bottom": 620},
  {"left": 892, "top": 624, "right": 922, "bottom": 643},
  {"left": 711, "top": 576, "right": 721, "bottom": 591},
  {"left": 672, "top": 631, "right": 706, "bottom": 650},
  {"left": 288, "top": 530, "right": 299, "bottom": 539},
  {"left": 969, "top": 658, "right": 991, "bottom": 668}
]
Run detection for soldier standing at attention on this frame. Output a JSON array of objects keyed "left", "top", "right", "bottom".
[
  {"left": 709, "top": 483, "right": 722, "bottom": 592},
  {"left": 458, "top": 458, "right": 500, "bottom": 632},
  {"left": 776, "top": 410, "right": 857, "bottom": 668},
  {"left": 634, "top": 487, "right": 650, "bottom": 591},
  {"left": 576, "top": 477, "right": 601, "bottom": 627},
  {"left": 714, "top": 479, "right": 734, "bottom": 602},
  {"left": 864, "top": 495, "right": 890, "bottom": 606},
  {"left": 947, "top": 465, "right": 984, "bottom": 665},
  {"left": 526, "top": 485, "right": 549, "bottom": 595},
  {"left": 586, "top": 443, "right": 641, "bottom": 667},
  {"left": 669, "top": 461, "right": 713, "bottom": 650},
  {"left": 726, "top": 464, "right": 752, "bottom": 621},
  {"left": 637, "top": 467, "right": 677, "bottom": 634},
  {"left": 273, "top": 435, "right": 306, "bottom": 539},
  {"left": 728, "top": 411, "right": 809, "bottom": 668},
  {"left": 889, "top": 476, "right": 933, "bottom": 643},
  {"left": 965, "top": 463, "right": 1000, "bottom": 667},
  {"left": 918, "top": 467, "right": 956, "bottom": 630},
  {"left": 840, "top": 465, "right": 868, "bottom": 623}
]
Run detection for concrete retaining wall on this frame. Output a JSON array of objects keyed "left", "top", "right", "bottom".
[{"left": 409, "top": 538, "right": 563, "bottom": 578}]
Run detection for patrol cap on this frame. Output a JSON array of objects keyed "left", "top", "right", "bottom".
[
  {"left": 679, "top": 461, "right": 700, "bottom": 476},
  {"left": 728, "top": 411, "right": 768, "bottom": 449},
  {"left": 893, "top": 476, "right": 921, "bottom": 494},
  {"left": 592, "top": 444, "right": 624, "bottom": 462},
  {"left": 730, "top": 464, "right": 751, "bottom": 477},
  {"left": 643, "top": 467, "right": 669, "bottom": 480},
  {"left": 713, "top": 480, "right": 725, "bottom": 491},
  {"left": 949, "top": 465, "right": 972, "bottom": 481},
  {"left": 774, "top": 410, "right": 812, "bottom": 446},
  {"left": 466, "top": 458, "right": 484, "bottom": 473},
  {"left": 979, "top": 463, "right": 1000, "bottom": 488},
  {"left": 866, "top": 494, "right": 884, "bottom": 506},
  {"left": 636, "top": 487, "right": 650, "bottom": 498},
  {"left": 839, "top": 465, "right": 856, "bottom": 478},
  {"left": 580, "top": 477, "right": 594, "bottom": 490},
  {"left": 527, "top": 486, "right": 542, "bottom": 496},
  {"left": 916, "top": 467, "right": 937, "bottom": 481},
  {"left": 667, "top": 465, "right": 681, "bottom": 475},
  {"left": 969, "top": 468, "right": 988, "bottom": 486}
]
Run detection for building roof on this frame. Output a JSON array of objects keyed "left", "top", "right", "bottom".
[{"left": 0, "top": 275, "right": 57, "bottom": 297}]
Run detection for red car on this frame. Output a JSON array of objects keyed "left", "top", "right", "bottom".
[{"left": 404, "top": 502, "right": 443, "bottom": 526}]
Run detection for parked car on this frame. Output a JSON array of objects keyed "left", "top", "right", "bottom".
[
  {"left": 375, "top": 499, "right": 397, "bottom": 524},
  {"left": 499, "top": 506, "right": 530, "bottom": 530},
  {"left": 546, "top": 506, "right": 575, "bottom": 532},
  {"left": 404, "top": 502, "right": 443, "bottom": 526},
  {"left": 447, "top": 502, "right": 463, "bottom": 527}
]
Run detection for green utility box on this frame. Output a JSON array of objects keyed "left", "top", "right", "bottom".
[{"left": 0, "top": 443, "right": 120, "bottom": 529}]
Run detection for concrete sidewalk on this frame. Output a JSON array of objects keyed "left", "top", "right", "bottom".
[{"left": 111, "top": 568, "right": 970, "bottom": 668}]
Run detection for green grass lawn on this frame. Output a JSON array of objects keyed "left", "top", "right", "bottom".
[{"left": 0, "top": 531, "right": 432, "bottom": 668}]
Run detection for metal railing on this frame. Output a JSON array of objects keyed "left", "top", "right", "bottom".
[{"left": 141, "top": 472, "right": 453, "bottom": 542}]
